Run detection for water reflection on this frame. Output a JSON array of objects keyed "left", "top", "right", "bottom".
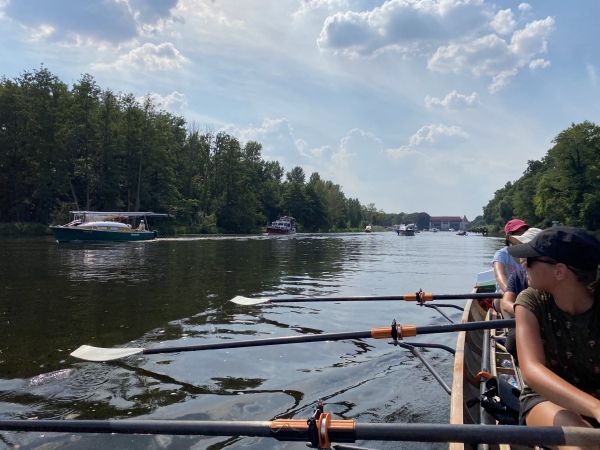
[
  {"left": 58, "top": 243, "right": 157, "bottom": 283},
  {"left": 0, "top": 232, "right": 505, "bottom": 449}
]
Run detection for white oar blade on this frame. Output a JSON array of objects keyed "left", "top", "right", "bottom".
[
  {"left": 230, "top": 296, "right": 271, "bottom": 306},
  {"left": 70, "top": 345, "right": 144, "bottom": 362}
]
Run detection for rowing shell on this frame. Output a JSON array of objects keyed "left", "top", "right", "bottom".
[{"left": 450, "top": 285, "right": 528, "bottom": 450}]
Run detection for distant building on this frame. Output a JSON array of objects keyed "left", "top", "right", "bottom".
[{"left": 429, "top": 215, "right": 469, "bottom": 231}]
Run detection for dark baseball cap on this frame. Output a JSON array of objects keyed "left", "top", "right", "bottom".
[{"left": 507, "top": 226, "right": 600, "bottom": 271}]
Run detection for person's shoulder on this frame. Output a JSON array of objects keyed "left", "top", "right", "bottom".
[
  {"left": 492, "top": 247, "right": 508, "bottom": 262},
  {"left": 515, "top": 288, "right": 549, "bottom": 311}
]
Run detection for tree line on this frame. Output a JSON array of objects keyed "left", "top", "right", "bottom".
[
  {"left": 483, "top": 121, "right": 600, "bottom": 232},
  {"left": 0, "top": 67, "right": 432, "bottom": 234}
]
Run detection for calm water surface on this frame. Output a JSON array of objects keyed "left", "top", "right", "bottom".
[{"left": 0, "top": 232, "right": 504, "bottom": 449}]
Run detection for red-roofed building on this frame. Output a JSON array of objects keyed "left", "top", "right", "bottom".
[{"left": 429, "top": 215, "right": 469, "bottom": 231}]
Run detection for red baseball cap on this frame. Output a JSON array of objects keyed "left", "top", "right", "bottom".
[{"left": 504, "top": 219, "right": 529, "bottom": 235}]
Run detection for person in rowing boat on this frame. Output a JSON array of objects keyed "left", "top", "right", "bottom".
[
  {"left": 499, "top": 227, "right": 543, "bottom": 319},
  {"left": 492, "top": 219, "right": 530, "bottom": 301},
  {"left": 496, "top": 227, "right": 543, "bottom": 362},
  {"left": 508, "top": 227, "right": 600, "bottom": 440}
]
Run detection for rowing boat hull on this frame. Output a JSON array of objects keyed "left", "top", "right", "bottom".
[
  {"left": 450, "top": 289, "right": 526, "bottom": 450},
  {"left": 50, "top": 226, "right": 157, "bottom": 243}
]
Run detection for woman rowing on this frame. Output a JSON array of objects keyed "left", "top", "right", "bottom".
[
  {"left": 493, "top": 219, "right": 530, "bottom": 294},
  {"left": 508, "top": 227, "right": 600, "bottom": 448},
  {"left": 491, "top": 219, "right": 530, "bottom": 312}
]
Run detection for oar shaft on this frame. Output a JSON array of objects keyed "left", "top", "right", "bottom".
[
  {"left": 0, "top": 420, "right": 598, "bottom": 446},
  {"left": 143, "top": 320, "right": 513, "bottom": 355},
  {"left": 143, "top": 331, "right": 372, "bottom": 355},
  {"left": 267, "top": 293, "right": 501, "bottom": 303},
  {"left": 0, "top": 420, "right": 272, "bottom": 437}
]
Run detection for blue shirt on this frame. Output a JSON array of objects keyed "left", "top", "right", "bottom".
[{"left": 492, "top": 247, "right": 525, "bottom": 292}]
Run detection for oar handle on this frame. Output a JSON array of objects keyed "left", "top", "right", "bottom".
[{"left": 416, "top": 319, "right": 514, "bottom": 335}]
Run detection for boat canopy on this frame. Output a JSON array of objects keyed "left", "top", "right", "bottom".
[{"left": 70, "top": 211, "right": 168, "bottom": 220}]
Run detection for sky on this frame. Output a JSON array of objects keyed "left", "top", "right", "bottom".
[{"left": 1, "top": 0, "right": 599, "bottom": 220}]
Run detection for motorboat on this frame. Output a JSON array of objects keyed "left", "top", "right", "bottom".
[
  {"left": 364, "top": 225, "right": 372, "bottom": 233},
  {"left": 50, "top": 211, "right": 167, "bottom": 243},
  {"left": 396, "top": 223, "right": 415, "bottom": 236},
  {"left": 266, "top": 216, "right": 296, "bottom": 235}
]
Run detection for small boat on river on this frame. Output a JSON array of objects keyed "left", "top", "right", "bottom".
[
  {"left": 396, "top": 223, "right": 415, "bottom": 236},
  {"left": 50, "top": 211, "right": 167, "bottom": 243},
  {"left": 266, "top": 216, "right": 296, "bottom": 235},
  {"left": 364, "top": 225, "right": 372, "bottom": 233}
]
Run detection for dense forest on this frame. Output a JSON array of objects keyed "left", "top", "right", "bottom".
[
  {"left": 0, "top": 67, "right": 429, "bottom": 234},
  {"left": 483, "top": 121, "right": 600, "bottom": 232}
]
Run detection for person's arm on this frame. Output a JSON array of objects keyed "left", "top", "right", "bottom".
[
  {"left": 493, "top": 261, "right": 509, "bottom": 293},
  {"left": 500, "top": 291, "right": 516, "bottom": 318},
  {"left": 515, "top": 305, "right": 600, "bottom": 422}
]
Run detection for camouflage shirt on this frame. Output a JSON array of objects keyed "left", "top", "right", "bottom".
[{"left": 515, "top": 288, "right": 600, "bottom": 400}]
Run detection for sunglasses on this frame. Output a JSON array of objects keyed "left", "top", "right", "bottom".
[{"left": 526, "top": 257, "right": 558, "bottom": 267}]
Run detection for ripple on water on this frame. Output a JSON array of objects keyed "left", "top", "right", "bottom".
[{"left": 0, "top": 232, "right": 504, "bottom": 449}]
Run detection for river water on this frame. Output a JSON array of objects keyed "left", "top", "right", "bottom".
[{"left": 0, "top": 231, "right": 503, "bottom": 450}]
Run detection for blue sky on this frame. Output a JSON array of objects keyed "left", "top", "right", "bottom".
[{"left": 1, "top": 0, "right": 598, "bottom": 220}]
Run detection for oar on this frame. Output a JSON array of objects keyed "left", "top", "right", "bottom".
[
  {"left": 0, "top": 419, "right": 598, "bottom": 447},
  {"left": 70, "top": 319, "right": 514, "bottom": 362},
  {"left": 231, "top": 292, "right": 501, "bottom": 306}
]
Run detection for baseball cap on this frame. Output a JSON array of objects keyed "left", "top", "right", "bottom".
[
  {"left": 507, "top": 226, "right": 600, "bottom": 271},
  {"left": 508, "top": 227, "right": 542, "bottom": 245},
  {"left": 504, "top": 219, "right": 529, "bottom": 234}
]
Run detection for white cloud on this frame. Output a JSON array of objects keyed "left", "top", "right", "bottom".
[
  {"left": 221, "top": 118, "right": 310, "bottom": 161},
  {"left": 425, "top": 90, "right": 480, "bottom": 109},
  {"left": 490, "top": 9, "right": 515, "bottom": 35},
  {"left": 317, "top": 0, "right": 489, "bottom": 57},
  {"left": 91, "top": 42, "right": 187, "bottom": 71},
  {"left": 328, "top": 128, "right": 384, "bottom": 190},
  {"left": 140, "top": 91, "right": 188, "bottom": 111},
  {"left": 409, "top": 124, "right": 468, "bottom": 146},
  {"left": 25, "top": 24, "right": 55, "bottom": 41},
  {"left": 488, "top": 69, "right": 517, "bottom": 93},
  {"left": 177, "top": 0, "right": 244, "bottom": 28},
  {"left": 295, "top": 0, "right": 348, "bottom": 16},
  {"left": 529, "top": 58, "right": 550, "bottom": 70},
  {"left": 387, "top": 124, "right": 467, "bottom": 161},
  {"left": 428, "top": 17, "right": 554, "bottom": 90},
  {"left": 518, "top": 3, "right": 532, "bottom": 11},
  {"left": 0, "top": 0, "right": 179, "bottom": 44},
  {"left": 587, "top": 64, "right": 597, "bottom": 85}
]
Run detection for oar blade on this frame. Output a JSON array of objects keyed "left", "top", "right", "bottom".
[
  {"left": 230, "top": 296, "right": 271, "bottom": 306},
  {"left": 70, "top": 345, "right": 144, "bottom": 362}
]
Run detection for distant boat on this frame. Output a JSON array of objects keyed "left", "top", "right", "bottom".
[
  {"left": 431, "top": 228, "right": 439, "bottom": 233},
  {"left": 456, "top": 229, "right": 468, "bottom": 236},
  {"left": 50, "top": 211, "right": 167, "bottom": 243},
  {"left": 266, "top": 216, "right": 296, "bottom": 235},
  {"left": 396, "top": 223, "right": 415, "bottom": 236},
  {"left": 364, "top": 225, "right": 372, "bottom": 233}
]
